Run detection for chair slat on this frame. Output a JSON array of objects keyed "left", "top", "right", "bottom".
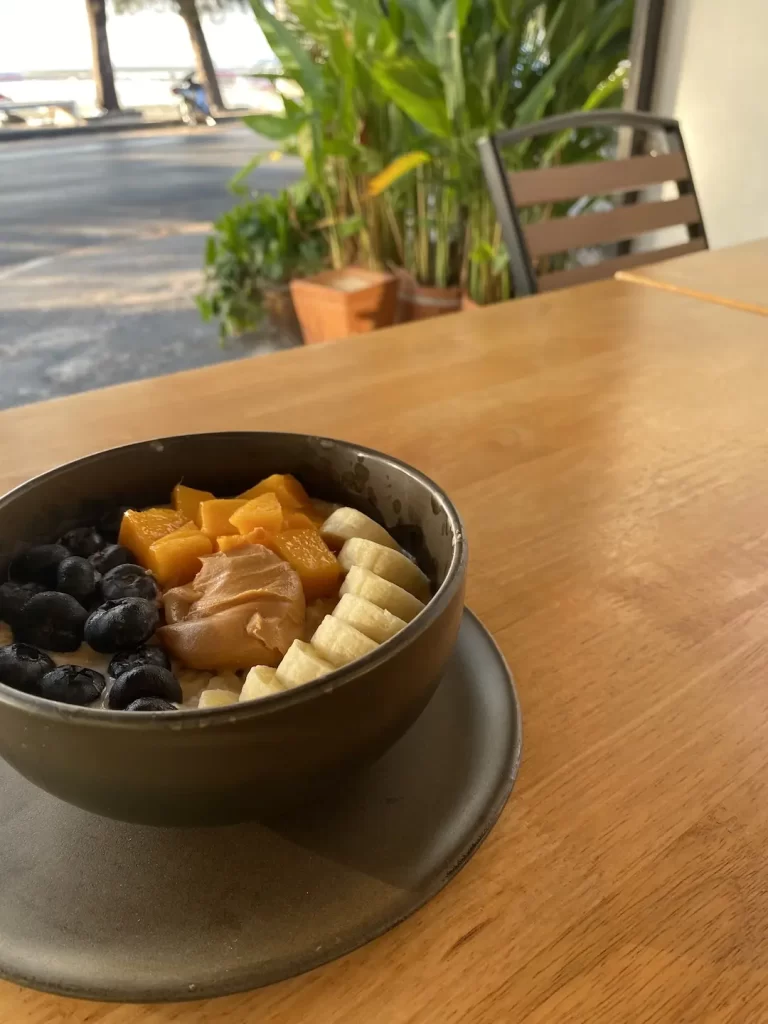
[
  {"left": 537, "top": 238, "right": 707, "bottom": 292},
  {"left": 525, "top": 194, "right": 701, "bottom": 258},
  {"left": 509, "top": 151, "right": 689, "bottom": 207}
]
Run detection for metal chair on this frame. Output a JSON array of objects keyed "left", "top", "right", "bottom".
[{"left": 477, "top": 110, "right": 707, "bottom": 297}]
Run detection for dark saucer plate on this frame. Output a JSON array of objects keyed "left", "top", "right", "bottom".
[{"left": 0, "top": 608, "right": 521, "bottom": 1003}]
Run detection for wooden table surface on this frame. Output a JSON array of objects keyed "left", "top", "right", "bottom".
[
  {"left": 3, "top": 279, "right": 768, "bottom": 1023},
  {"left": 616, "top": 237, "right": 768, "bottom": 316}
]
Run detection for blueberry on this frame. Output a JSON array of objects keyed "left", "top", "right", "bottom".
[
  {"left": 9, "top": 544, "right": 69, "bottom": 588},
  {"left": 125, "top": 697, "right": 178, "bottom": 712},
  {"left": 0, "top": 581, "right": 45, "bottom": 627},
  {"left": 59, "top": 526, "right": 106, "bottom": 558},
  {"left": 108, "top": 644, "right": 170, "bottom": 677},
  {"left": 101, "top": 563, "right": 158, "bottom": 603},
  {"left": 89, "top": 544, "right": 136, "bottom": 575},
  {"left": 107, "top": 665, "right": 182, "bottom": 710},
  {"left": 56, "top": 556, "right": 101, "bottom": 605},
  {"left": 15, "top": 592, "right": 87, "bottom": 652},
  {"left": 84, "top": 598, "right": 159, "bottom": 653},
  {"left": 38, "top": 665, "right": 105, "bottom": 706},
  {"left": 0, "top": 643, "right": 55, "bottom": 694}
]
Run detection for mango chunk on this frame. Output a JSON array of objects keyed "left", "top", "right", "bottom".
[
  {"left": 216, "top": 527, "right": 278, "bottom": 554},
  {"left": 230, "top": 492, "right": 284, "bottom": 535},
  {"left": 199, "top": 498, "right": 247, "bottom": 539},
  {"left": 147, "top": 529, "right": 213, "bottom": 587},
  {"left": 172, "top": 483, "right": 215, "bottom": 527},
  {"left": 239, "top": 473, "right": 310, "bottom": 511},
  {"left": 118, "top": 508, "right": 194, "bottom": 567},
  {"left": 283, "top": 511, "right": 317, "bottom": 532},
  {"left": 273, "top": 528, "right": 341, "bottom": 601}
]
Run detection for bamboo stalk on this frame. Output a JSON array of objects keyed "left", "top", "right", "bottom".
[
  {"left": 320, "top": 187, "right": 343, "bottom": 270},
  {"left": 434, "top": 180, "right": 447, "bottom": 289},
  {"left": 416, "top": 167, "right": 429, "bottom": 285},
  {"left": 383, "top": 193, "right": 404, "bottom": 265},
  {"left": 348, "top": 171, "right": 374, "bottom": 269}
]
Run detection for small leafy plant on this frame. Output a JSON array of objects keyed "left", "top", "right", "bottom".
[{"left": 197, "top": 186, "right": 328, "bottom": 340}]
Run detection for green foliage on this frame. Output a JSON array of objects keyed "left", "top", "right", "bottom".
[
  {"left": 226, "top": 0, "right": 633, "bottom": 304},
  {"left": 196, "top": 187, "right": 328, "bottom": 340}
]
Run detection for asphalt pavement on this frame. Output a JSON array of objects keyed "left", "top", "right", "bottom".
[{"left": 0, "top": 123, "right": 303, "bottom": 411}]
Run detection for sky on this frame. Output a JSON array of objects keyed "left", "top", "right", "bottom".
[{"left": 0, "top": 0, "right": 273, "bottom": 72}]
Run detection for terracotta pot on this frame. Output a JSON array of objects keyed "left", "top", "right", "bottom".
[
  {"left": 461, "top": 294, "right": 479, "bottom": 311},
  {"left": 290, "top": 267, "right": 398, "bottom": 345},
  {"left": 263, "top": 283, "right": 302, "bottom": 343},
  {"left": 397, "top": 274, "right": 462, "bottom": 322}
]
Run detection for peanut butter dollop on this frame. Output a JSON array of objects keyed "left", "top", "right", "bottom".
[{"left": 158, "top": 545, "right": 305, "bottom": 671}]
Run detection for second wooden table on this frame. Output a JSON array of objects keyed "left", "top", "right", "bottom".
[{"left": 616, "top": 236, "right": 768, "bottom": 315}]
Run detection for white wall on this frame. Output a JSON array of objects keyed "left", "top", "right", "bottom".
[{"left": 652, "top": 0, "right": 768, "bottom": 249}]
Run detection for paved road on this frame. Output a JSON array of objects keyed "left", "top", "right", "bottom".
[{"left": 0, "top": 124, "right": 302, "bottom": 411}]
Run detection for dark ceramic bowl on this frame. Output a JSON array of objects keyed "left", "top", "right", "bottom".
[{"left": 0, "top": 433, "right": 466, "bottom": 826}]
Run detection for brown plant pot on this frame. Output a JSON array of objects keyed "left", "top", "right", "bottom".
[
  {"left": 263, "top": 283, "right": 303, "bottom": 343},
  {"left": 461, "top": 294, "right": 479, "bottom": 311},
  {"left": 398, "top": 274, "right": 462, "bottom": 322},
  {"left": 289, "top": 267, "right": 398, "bottom": 345}
]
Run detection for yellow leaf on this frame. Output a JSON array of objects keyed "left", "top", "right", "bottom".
[{"left": 368, "top": 152, "right": 430, "bottom": 196}]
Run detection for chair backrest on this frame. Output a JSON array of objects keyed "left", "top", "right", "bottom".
[{"left": 478, "top": 111, "right": 708, "bottom": 297}]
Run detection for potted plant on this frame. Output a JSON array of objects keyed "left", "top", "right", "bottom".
[
  {"left": 236, "top": 8, "right": 407, "bottom": 343},
  {"left": 196, "top": 185, "right": 327, "bottom": 343},
  {"left": 394, "top": 169, "right": 464, "bottom": 320},
  {"left": 289, "top": 268, "right": 399, "bottom": 345},
  {"left": 364, "top": 0, "right": 631, "bottom": 311},
  {"left": 219, "top": 0, "right": 633, "bottom": 331}
]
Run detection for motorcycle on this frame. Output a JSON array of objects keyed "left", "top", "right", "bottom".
[
  {"left": 0, "top": 93, "right": 26, "bottom": 125},
  {"left": 171, "top": 76, "right": 216, "bottom": 127}
]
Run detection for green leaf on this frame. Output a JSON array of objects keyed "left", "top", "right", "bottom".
[
  {"left": 396, "top": 0, "right": 437, "bottom": 45},
  {"left": 492, "top": 247, "right": 510, "bottom": 273},
  {"left": 324, "top": 138, "right": 360, "bottom": 158},
  {"left": 594, "top": 0, "right": 633, "bottom": 52},
  {"left": 513, "top": 25, "right": 589, "bottom": 126},
  {"left": 242, "top": 112, "right": 305, "bottom": 141},
  {"left": 228, "top": 151, "right": 274, "bottom": 193},
  {"left": 372, "top": 58, "right": 452, "bottom": 138},
  {"left": 490, "top": 0, "right": 511, "bottom": 30},
  {"left": 583, "top": 65, "right": 628, "bottom": 110},
  {"left": 434, "top": 0, "right": 464, "bottom": 122},
  {"left": 249, "top": 0, "right": 323, "bottom": 95},
  {"left": 337, "top": 215, "right": 364, "bottom": 240},
  {"left": 286, "top": 0, "right": 335, "bottom": 32},
  {"left": 282, "top": 96, "right": 305, "bottom": 118},
  {"left": 195, "top": 294, "right": 213, "bottom": 321}
]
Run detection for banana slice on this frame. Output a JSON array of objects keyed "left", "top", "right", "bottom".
[
  {"left": 311, "top": 615, "right": 379, "bottom": 668},
  {"left": 320, "top": 507, "right": 398, "bottom": 551},
  {"left": 340, "top": 565, "right": 425, "bottom": 622},
  {"left": 338, "top": 538, "right": 431, "bottom": 601},
  {"left": 276, "top": 639, "right": 334, "bottom": 688},
  {"left": 333, "top": 593, "right": 407, "bottom": 644},
  {"left": 198, "top": 688, "right": 240, "bottom": 708},
  {"left": 240, "top": 665, "right": 284, "bottom": 702}
]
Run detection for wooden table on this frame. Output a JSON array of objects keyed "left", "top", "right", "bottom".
[
  {"left": 3, "top": 279, "right": 768, "bottom": 1022},
  {"left": 616, "top": 237, "right": 768, "bottom": 316}
]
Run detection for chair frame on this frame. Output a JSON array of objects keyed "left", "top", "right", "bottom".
[{"left": 477, "top": 110, "right": 707, "bottom": 297}]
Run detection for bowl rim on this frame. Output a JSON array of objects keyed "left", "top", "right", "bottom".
[{"left": 0, "top": 431, "right": 467, "bottom": 729}]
